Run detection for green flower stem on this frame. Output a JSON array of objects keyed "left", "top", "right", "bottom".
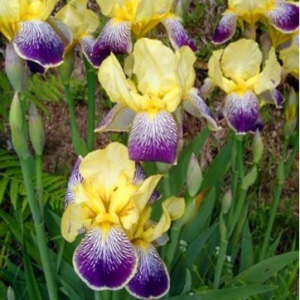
[
  {"left": 20, "top": 157, "right": 58, "bottom": 300},
  {"left": 260, "top": 138, "right": 298, "bottom": 260},
  {"left": 164, "top": 225, "right": 182, "bottom": 270},
  {"left": 84, "top": 57, "right": 96, "bottom": 152},
  {"left": 213, "top": 238, "right": 228, "bottom": 289},
  {"left": 64, "top": 83, "right": 87, "bottom": 156},
  {"left": 35, "top": 154, "right": 43, "bottom": 218}
]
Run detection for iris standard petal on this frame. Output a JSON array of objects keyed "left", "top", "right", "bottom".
[
  {"left": 267, "top": 2, "right": 299, "bottom": 33},
  {"left": 162, "top": 17, "right": 197, "bottom": 51},
  {"left": 73, "top": 225, "right": 137, "bottom": 290},
  {"left": 14, "top": 20, "right": 64, "bottom": 68},
  {"left": 212, "top": 12, "right": 237, "bottom": 44},
  {"left": 221, "top": 39, "right": 262, "bottom": 82},
  {"left": 93, "top": 19, "right": 132, "bottom": 62},
  {"left": 224, "top": 91, "right": 260, "bottom": 134},
  {"left": 95, "top": 104, "right": 135, "bottom": 132},
  {"left": 65, "top": 157, "right": 83, "bottom": 207},
  {"left": 183, "top": 88, "right": 220, "bottom": 131},
  {"left": 81, "top": 37, "right": 104, "bottom": 68},
  {"left": 127, "top": 242, "right": 169, "bottom": 300},
  {"left": 128, "top": 110, "right": 178, "bottom": 164}
]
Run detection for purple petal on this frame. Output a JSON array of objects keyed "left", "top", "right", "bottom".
[
  {"left": 27, "top": 60, "right": 45, "bottom": 74},
  {"left": 14, "top": 21, "right": 64, "bottom": 68},
  {"left": 183, "top": 89, "right": 220, "bottom": 130},
  {"left": 212, "top": 12, "right": 237, "bottom": 44},
  {"left": 65, "top": 157, "right": 83, "bottom": 207},
  {"left": 128, "top": 111, "right": 178, "bottom": 164},
  {"left": 127, "top": 242, "right": 169, "bottom": 299},
  {"left": 249, "top": 117, "right": 264, "bottom": 133},
  {"left": 93, "top": 19, "right": 132, "bottom": 64},
  {"left": 95, "top": 104, "right": 135, "bottom": 132},
  {"left": 73, "top": 225, "right": 137, "bottom": 290},
  {"left": 260, "top": 89, "right": 284, "bottom": 109},
  {"left": 81, "top": 37, "right": 103, "bottom": 68},
  {"left": 267, "top": 2, "right": 299, "bottom": 33},
  {"left": 162, "top": 18, "right": 197, "bottom": 51},
  {"left": 224, "top": 91, "right": 260, "bottom": 134}
]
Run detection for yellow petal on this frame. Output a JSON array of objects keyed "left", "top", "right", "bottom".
[
  {"left": 145, "top": 197, "right": 185, "bottom": 242},
  {"left": 221, "top": 39, "right": 262, "bottom": 82},
  {"left": 208, "top": 49, "right": 236, "bottom": 93},
  {"left": 61, "top": 203, "right": 92, "bottom": 242},
  {"left": 176, "top": 46, "right": 196, "bottom": 95},
  {"left": 135, "top": 0, "right": 172, "bottom": 22},
  {"left": 96, "top": 0, "right": 136, "bottom": 18},
  {"left": 0, "top": 0, "right": 21, "bottom": 40},
  {"left": 79, "top": 143, "right": 136, "bottom": 200},
  {"left": 98, "top": 53, "right": 139, "bottom": 111},
  {"left": 133, "top": 38, "right": 181, "bottom": 104},
  {"left": 254, "top": 48, "right": 281, "bottom": 94},
  {"left": 132, "top": 174, "right": 163, "bottom": 212}
]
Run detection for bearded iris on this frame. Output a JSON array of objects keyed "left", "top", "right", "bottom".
[
  {"left": 55, "top": 0, "right": 102, "bottom": 68},
  {"left": 212, "top": 0, "right": 299, "bottom": 44},
  {"left": 206, "top": 39, "right": 281, "bottom": 134},
  {"left": 61, "top": 142, "right": 184, "bottom": 299},
  {"left": 0, "top": 0, "right": 72, "bottom": 73},
  {"left": 92, "top": 0, "right": 197, "bottom": 66},
  {"left": 96, "top": 38, "right": 218, "bottom": 164}
]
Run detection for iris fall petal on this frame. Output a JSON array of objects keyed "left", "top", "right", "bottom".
[{"left": 212, "top": 12, "right": 237, "bottom": 44}]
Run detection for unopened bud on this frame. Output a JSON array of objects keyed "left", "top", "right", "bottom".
[
  {"left": 5, "top": 43, "right": 26, "bottom": 92},
  {"left": 284, "top": 88, "right": 298, "bottom": 137},
  {"left": 187, "top": 153, "right": 202, "bottom": 197},
  {"left": 9, "top": 93, "right": 29, "bottom": 158},
  {"left": 29, "top": 102, "right": 45, "bottom": 155},
  {"left": 221, "top": 189, "right": 232, "bottom": 214},
  {"left": 58, "top": 50, "right": 75, "bottom": 85},
  {"left": 252, "top": 130, "right": 264, "bottom": 164},
  {"left": 241, "top": 166, "right": 258, "bottom": 190}
]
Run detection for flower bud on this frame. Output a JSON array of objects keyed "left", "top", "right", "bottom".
[
  {"left": 9, "top": 93, "right": 29, "bottom": 159},
  {"left": 58, "top": 50, "right": 75, "bottom": 85},
  {"left": 5, "top": 43, "right": 26, "bottom": 92},
  {"left": 29, "top": 102, "right": 45, "bottom": 155},
  {"left": 252, "top": 129, "right": 264, "bottom": 164},
  {"left": 241, "top": 166, "right": 258, "bottom": 190},
  {"left": 284, "top": 88, "right": 297, "bottom": 138},
  {"left": 221, "top": 189, "right": 232, "bottom": 214},
  {"left": 187, "top": 153, "right": 202, "bottom": 197}
]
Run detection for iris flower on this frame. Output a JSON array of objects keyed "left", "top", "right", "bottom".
[
  {"left": 92, "top": 0, "right": 197, "bottom": 65},
  {"left": 212, "top": 0, "right": 299, "bottom": 44},
  {"left": 206, "top": 39, "right": 281, "bottom": 134},
  {"left": 61, "top": 142, "right": 184, "bottom": 299},
  {"left": 96, "top": 38, "right": 219, "bottom": 164},
  {"left": 0, "top": 0, "right": 72, "bottom": 73},
  {"left": 55, "top": 0, "right": 102, "bottom": 68}
]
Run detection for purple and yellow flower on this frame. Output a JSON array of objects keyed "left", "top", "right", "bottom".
[
  {"left": 212, "top": 0, "right": 299, "bottom": 44},
  {"left": 96, "top": 38, "right": 219, "bottom": 164},
  {"left": 92, "top": 0, "right": 197, "bottom": 65},
  {"left": 0, "top": 0, "right": 72, "bottom": 73},
  {"left": 61, "top": 142, "right": 185, "bottom": 298},
  {"left": 207, "top": 39, "right": 281, "bottom": 134},
  {"left": 55, "top": 0, "right": 102, "bottom": 68}
]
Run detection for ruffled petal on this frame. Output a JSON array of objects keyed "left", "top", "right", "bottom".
[
  {"left": 183, "top": 88, "right": 221, "bottom": 131},
  {"left": 65, "top": 157, "right": 83, "bottom": 207},
  {"left": 127, "top": 242, "right": 169, "bottom": 300},
  {"left": 128, "top": 111, "right": 178, "bottom": 164},
  {"left": 14, "top": 20, "right": 64, "bottom": 68},
  {"left": 73, "top": 225, "right": 137, "bottom": 290},
  {"left": 95, "top": 104, "right": 135, "bottom": 132},
  {"left": 212, "top": 12, "right": 237, "bottom": 44},
  {"left": 267, "top": 2, "right": 299, "bottom": 33},
  {"left": 81, "top": 36, "right": 105, "bottom": 68},
  {"left": 224, "top": 91, "right": 260, "bottom": 134},
  {"left": 93, "top": 19, "right": 132, "bottom": 62},
  {"left": 162, "top": 17, "right": 197, "bottom": 51}
]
